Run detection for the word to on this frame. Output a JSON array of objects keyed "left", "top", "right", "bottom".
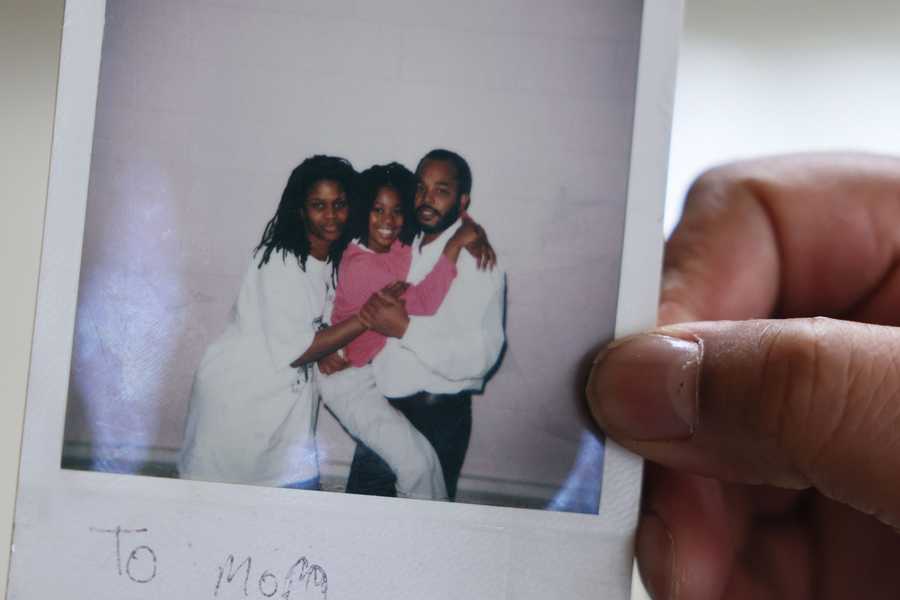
[{"left": 90, "top": 526, "right": 158, "bottom": 584}]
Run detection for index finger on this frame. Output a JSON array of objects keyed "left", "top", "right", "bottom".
[
  {"left": 486, "top": 246, "right": 497, "bottom": 270},
  {"left": 376, "top": 290, "right": 402, "bottom": 306},
  {"left": 391, "top": 281, "right": 411, "bottom": 294},
  {"left": 662, "top": 154, "right": 900, "bottom": 326}
]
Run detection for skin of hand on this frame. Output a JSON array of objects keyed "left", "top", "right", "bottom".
[
  {"left": 459, "top": 213, "right": 497, "bottom": 270},
  {"left": 316, "top": 351, "right": 350, "bottom": 375},
  {"left": 381, "top": 281, "right": 410, "bottom": 299},
  {"left": 359, "top": 290, "right": 410, "bottom": 338},
  {"left": 587, "top": 154, "right": 900, "bottom": 600}
]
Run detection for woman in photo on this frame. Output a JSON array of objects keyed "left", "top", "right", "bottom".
[
  {"left": 317, "top": 162, "right": 493, "bottom": 500},
  {"left": 178, "top": 155, "right": 368, "bottom": 490}
]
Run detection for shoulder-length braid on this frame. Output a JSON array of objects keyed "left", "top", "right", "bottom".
[
  {"left": 255, "top": 155, "right": 357, "bottom": 272},
  {"left": 351, "top": 162, "right": 418, "bottom": 247}
]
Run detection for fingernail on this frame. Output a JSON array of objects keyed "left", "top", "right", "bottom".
[
  {"left": 636, "top": 512, "right": 675, "bottom": 600},
  {"left": 588, "top": 333, "right": 700, "bottom": 440}
]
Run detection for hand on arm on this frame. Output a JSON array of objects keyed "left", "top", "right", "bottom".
[
  {"left": 316, "top": 351, "right": 351, "bottom": 375},
  {"left": 359, "top": 287, "right": 410, "bottom": 339},
  {"left": 586, "top": 154, "right": 900, "bottom": 600},
  {"left": 294, "top": 256, "right": 408, "bottom": 369},
  {"left": 380, "top": 281, "right": 410, "bottom": 299},
  {"left": 444, "top": 214, "right": 496, "bottom": 270}
]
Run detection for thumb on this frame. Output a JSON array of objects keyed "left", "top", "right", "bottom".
[{"left": 588, "top": 317, "right": 900, "bottom": 528}]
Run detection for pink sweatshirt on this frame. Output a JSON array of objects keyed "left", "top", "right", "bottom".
[{"left": 332, "top": 240, "right": 458, "bottom": 367}]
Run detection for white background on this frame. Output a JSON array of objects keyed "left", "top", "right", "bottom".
[
  {"left": 6, "top": 0, "right": 900, "bottom": 597},
  {"left": 666, "top": 0, "right": 900, "bottom": 235}
]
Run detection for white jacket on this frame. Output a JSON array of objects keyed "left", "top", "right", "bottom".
[
  {"left": 179, "top": 253, "right": 332, "bottom": 486},
  {"left": 373, "top": 219, "right": 506, "bottom": 397}
]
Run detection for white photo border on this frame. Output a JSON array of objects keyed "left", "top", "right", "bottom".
[{"left": 6, "top": 2, "right": 682, "bottom": 598}]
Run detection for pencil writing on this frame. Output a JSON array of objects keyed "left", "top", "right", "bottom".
[
  {"left": 89, "top": 526, "right": 158, "bottom": 583},
  {"left": 214, "top": 553, "right": 328, "bottom": 599},
  {"left": 88, "top": 525, "right": 329, "bottom": 598}
]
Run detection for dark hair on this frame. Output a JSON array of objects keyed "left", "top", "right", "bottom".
[
  {"left": 351, "top": 162, "right": 418, "bottom": 246},
  {"left": 415, "top": 148, "right": 472, "bottom": 196},
  {"left": 255, "top": 155, "right": 356, "bottom": 270}
]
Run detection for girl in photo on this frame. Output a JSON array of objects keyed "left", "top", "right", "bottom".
[{"left": 317, "top": 162, "right": 493, "bottom": 500}]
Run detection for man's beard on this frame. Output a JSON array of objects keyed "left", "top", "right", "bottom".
[{"left": 416, "top": 202, "right": 461, "bottom": 235}]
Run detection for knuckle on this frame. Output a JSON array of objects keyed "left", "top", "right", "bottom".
[
  {"left": 683, "top": 165, "right": 736, "bottom": 213},
  {"left": 755, "top": 317, "right": 851, "bottom": 479},
  {"left": 681, "top": 164, "right": 763, "bottom": 229}
]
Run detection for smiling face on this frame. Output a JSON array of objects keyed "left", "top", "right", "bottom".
[
  {"left": 366, "top": 185, "right": 404, "bottom": 253},
  {"left": 302, "top": 179, "right": 349, "bottom": 259},
  {"left": 415, "top": 159, "right": 470, "bottom": 235}
]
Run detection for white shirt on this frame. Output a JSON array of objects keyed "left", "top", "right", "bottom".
[
  {"left": 179, "top": 253, "right": 332, "bottom": 486},
  {"left": 372, "top": 219, "right": 506, "bottom": 397}
]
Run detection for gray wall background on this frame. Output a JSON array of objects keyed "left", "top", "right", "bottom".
[{"left": 62, "top": 0, "right": 642, "bottom": 501}]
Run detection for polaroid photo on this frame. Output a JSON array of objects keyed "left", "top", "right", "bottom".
[{"left": 7, "top": 1, "right": 681, "bottom": 598}]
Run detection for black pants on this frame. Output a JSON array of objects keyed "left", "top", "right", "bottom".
[{"left": 345, "top": 391, "right": 472, "bottom": 500}]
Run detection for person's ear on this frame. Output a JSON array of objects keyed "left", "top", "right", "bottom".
[{"left": 460, "top": 193, "right": 471, "bottom": 213}]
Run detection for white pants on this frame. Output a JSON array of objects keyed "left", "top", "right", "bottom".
[{"left": 319, "top": 364, "right": 447, "bottom": 500}]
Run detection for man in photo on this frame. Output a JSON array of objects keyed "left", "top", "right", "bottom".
[{"left": 345, "top": 149, "right": 507, "bottom": 500}]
